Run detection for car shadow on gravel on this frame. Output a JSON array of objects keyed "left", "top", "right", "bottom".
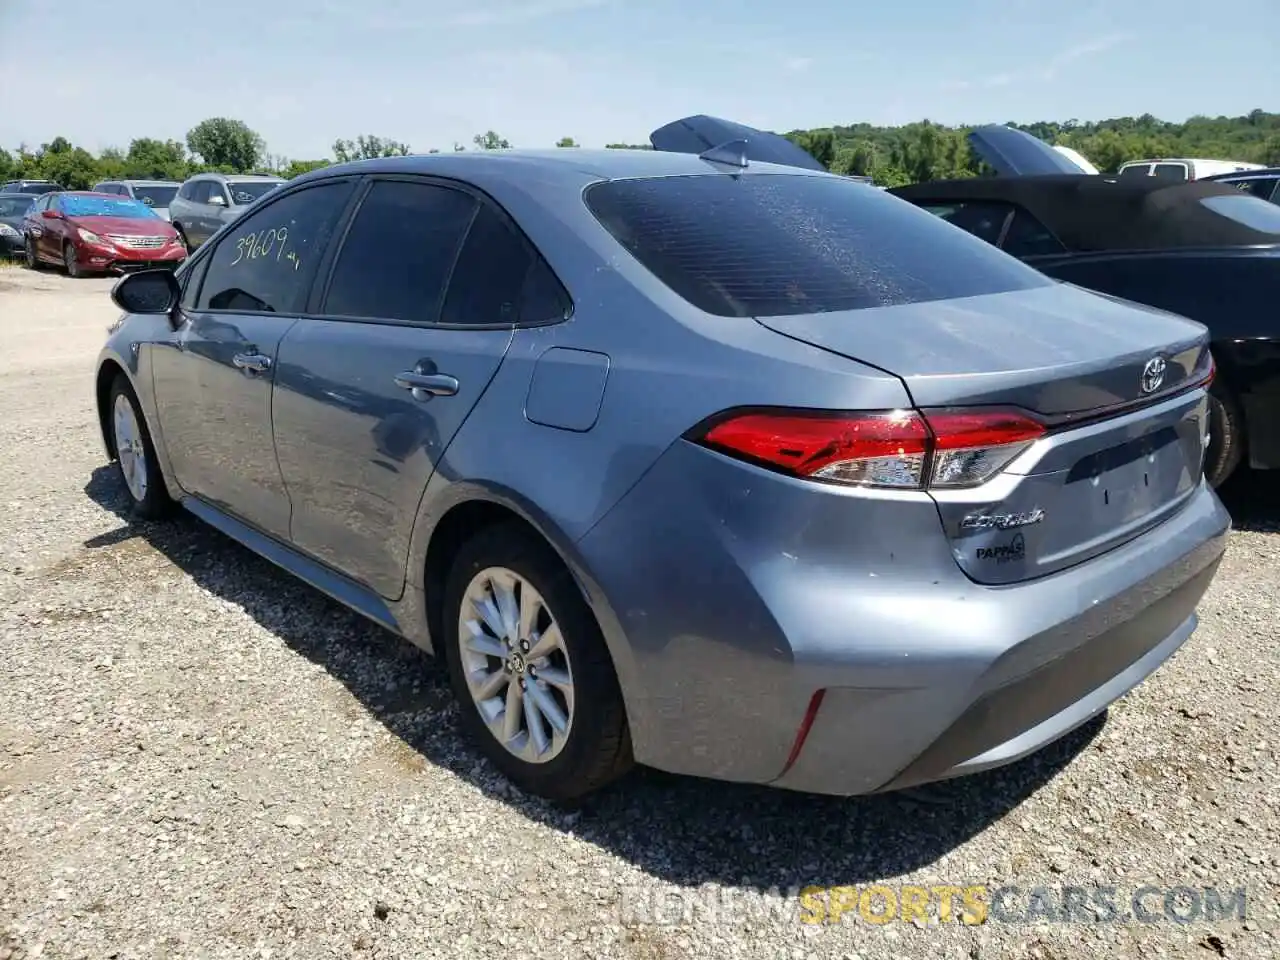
[{"left": 86, "top": 465, "right": 1106, "bottom": 891}]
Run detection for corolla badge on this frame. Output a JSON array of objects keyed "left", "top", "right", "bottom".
[
  {"left": 960, "top": 507, "right": 1045, "bottom": 531},
  {"left": 1140, "top": 356, "right": 1167, "bottom": 394}
]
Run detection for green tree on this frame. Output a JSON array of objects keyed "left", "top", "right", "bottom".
[
  {"left": 185, "top": 118, "right": 265, "bottom": 173},
  {"left": 473, "top": 131, "right": 511, "bottom": 150},
  {"left": 332, "top": 135, "right": 411, "bottom": 162},
  {"left": 32, "top": 138, "right": 101, "bottom": 189},
  {"left": 282, "top": 158, "right": 331, "bottom": 179},
  {"left": 123, "top": 138, "right": 190, "bottom": 180},
  {"left": 556, "top": 136, "right": 578, "bottom": 148}
]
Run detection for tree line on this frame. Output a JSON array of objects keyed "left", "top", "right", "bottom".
[{"left": 3, "top": 111, "right": 1278, "bottom": 191}]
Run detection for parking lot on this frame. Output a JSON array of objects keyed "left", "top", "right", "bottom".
[{"left": 0, "top": 266, "right": 1277, "bottom": 959}]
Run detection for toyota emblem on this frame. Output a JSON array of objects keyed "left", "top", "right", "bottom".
[{"left": 1140, "top": 356, "right": 1166, "bottom": 394}]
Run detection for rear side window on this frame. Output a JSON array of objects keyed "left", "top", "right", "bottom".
[
  {"left": 440, "top": 203, "right": 571, "bottom": 326},
  {"left": 584, "top": 174, "right": 1050, "bottom": 318},
  {"left": 919, "top": 200, "right": 1010, "bottom": 246},
  {"left": 322, "top": 180, "right": 477, "bottom": 324},
  {"left": 1153, "top": 163, "right": 1187, "bottom": 181},
  {"left": 1001, "top": 208, "right": 1067, "bottom": 257}
]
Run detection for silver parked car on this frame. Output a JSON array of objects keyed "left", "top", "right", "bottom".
[
  {"left": 90, "top": 179, "right": 183, "bottom": 221},
  {"left": 95, "top": 142, "right": 1229, "bottom": 802},
  {"left": 167, "top": 172, "right": 284, "bottom": 250}
]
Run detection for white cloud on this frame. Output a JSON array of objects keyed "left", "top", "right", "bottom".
[
  {"left": 1040, "top": 32, "right": 1132, "bottom": 80},
  {"left": 448, "top": 0, "right": 613, "bottom": 27},
  {"left": 941, "top": 32, "right": 1130, "bottom": 91},
  {"left": 784, "top": 57, "right": 814, "bottom": 73}
]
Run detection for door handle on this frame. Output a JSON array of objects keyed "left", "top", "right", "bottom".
[
  {"left": 394, "top": 371, "right": 459, "bottom": 398},
  {"left": 232, "top": 352, "right": 272, "bottom": 372}
]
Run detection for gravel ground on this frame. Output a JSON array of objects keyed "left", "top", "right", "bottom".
[{"left": 1, "top": 265, "right": 1277, "bottom": 960}]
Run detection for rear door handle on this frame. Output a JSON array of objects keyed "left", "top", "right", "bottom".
[
  {"left": 232, "top": 352, "right": 272, "bottom": 372},
  {"left": 394, "top": 371, "right": 459, "bottom": 398}
]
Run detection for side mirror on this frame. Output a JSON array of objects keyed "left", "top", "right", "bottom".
[
  {"left": 41, "top": 208, "right": 60, "bottom": 219},
  {"left": 111, "top": 269, "right": 181, "bottom": 316},
  {"left": 208, "top": 194, "right": 227, "bottom": 207}
]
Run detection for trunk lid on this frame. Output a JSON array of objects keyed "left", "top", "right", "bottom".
[
  {"left": 967, "top": 124, "right": 1091, "bottom": 177},
  {"left": 757, "top": 283, "right": 1212, "bottom": 584},
  {"left": 649, "top": 115, "right": 828, "bottom": 171}
]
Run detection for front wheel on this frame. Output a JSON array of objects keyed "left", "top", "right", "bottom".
[
  {"left": 24, "top": 238, "right": 42, "bottom": 270},
  {"left": 443, "top": 523, "right": 632, "bottom": 802},
  {"left": 1204, "top": 383, "right": 1245, "bottom": 489},
  {"left": 63, "top": 242, "right": 85, "bottom": 278},
  {"left": 108, "top": 375, "right": 174, "bottom": 520}
]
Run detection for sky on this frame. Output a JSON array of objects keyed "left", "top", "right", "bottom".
[{"left": 0, "top": 0, "right": 1276, "bottom": 160}]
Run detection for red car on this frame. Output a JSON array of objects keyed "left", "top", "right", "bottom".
[{"left": 23, "top": 191, "right": 187, "bottom": 277}]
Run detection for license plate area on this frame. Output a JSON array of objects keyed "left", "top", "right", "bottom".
[{"left": 1066, "top": 425, "right": 1187, "bottom": 523}]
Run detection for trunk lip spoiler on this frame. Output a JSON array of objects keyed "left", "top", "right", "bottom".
[{"left": 1026, "top": 357, "right": 1214, "bottom": 433}]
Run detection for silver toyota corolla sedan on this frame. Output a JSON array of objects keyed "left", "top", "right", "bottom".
[{"left": 94, "top": 143, "right": 1230, "bottom": 801}]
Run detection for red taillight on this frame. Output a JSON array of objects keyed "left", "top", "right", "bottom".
[
  {"left": 693, "top": 407, "right": 1045, "bottom": 490},
  {"left": 1202, "top": 354, "right": 1216, "bottom": 387}
]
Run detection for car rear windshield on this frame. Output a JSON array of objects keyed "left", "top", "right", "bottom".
[
  {"left": 583, "top": 173, "right": 1052, "bottom": 318},
  {"left": 132, "top": 185, "right": 178, "bottom": 208},
  {"left": 1200, "top": 194, "right": 1280, "bottom": 234},
  {"left": 227, "top": 181, "right": 281, "bottom": 204}
]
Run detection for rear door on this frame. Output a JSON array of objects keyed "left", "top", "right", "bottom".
[
  {"left": 271, "top": 176, "right": 560, "bottom": 598},
  {"left": 148, "top": 178, "right": 358, "bottom": 539}
]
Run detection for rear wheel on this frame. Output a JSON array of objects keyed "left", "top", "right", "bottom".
[
  {"left": 1204, "top": 382, "right": 1245, "bottom": 488},
  {"left": 443, "top": 523, "right": 632, "bottom": 802}
]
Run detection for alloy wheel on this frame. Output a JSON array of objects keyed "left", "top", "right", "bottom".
[
  {"left": 112, "top": 393, "right": 149, "bottom": 503},
  {"left": 457, "top": 566, "right": 575, "bottom": 764}
]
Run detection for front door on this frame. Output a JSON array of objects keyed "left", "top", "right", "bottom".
[
  {"left": 148, "top": 178, "right": 358, "bottom": 539},
  {"left": 271, "top": 178, "right": 561, "bottom": 598}
]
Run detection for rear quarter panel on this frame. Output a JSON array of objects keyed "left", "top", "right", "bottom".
[{"left": 1036, "top": 248, "right": 1280, "bottom": 468}]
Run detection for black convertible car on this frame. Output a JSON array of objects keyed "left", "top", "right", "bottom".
[{"left": 649, "top": 117, "right": 1280, "bottom": 488}]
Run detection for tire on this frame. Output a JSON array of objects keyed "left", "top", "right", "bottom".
[
  {"left": 24, "top": 238, "right": 43, "bottom": 270},
  {"left": 63, "top": 241, "right": 85, "bottom": 278},
  {"left": 1204, "top": 382, "right": 1245, "bottom": 489},
  {"left": 107, "top": 375, "right": 174, "bottom": 520},
  {"left": 443, "top": 522, "right": 632, "bottom": 802}
]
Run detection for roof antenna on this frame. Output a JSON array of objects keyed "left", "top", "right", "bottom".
[{"left": 698, "top": 138, "right": 750, "bottom": 169}]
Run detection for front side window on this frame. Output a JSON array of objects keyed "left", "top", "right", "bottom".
[
  {"left": 586, "top": 174, "right": 1051, "bottom": 318},
  {"left": 196, "top": 180, "right": 355, "bottom": 314},
  {"left": 322, "top": 180, "right": 477, "bottom": 324}
]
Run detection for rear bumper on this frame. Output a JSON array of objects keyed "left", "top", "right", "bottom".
[{"left": 575, "top": 441, "right": 1231, "bottom": 795}]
